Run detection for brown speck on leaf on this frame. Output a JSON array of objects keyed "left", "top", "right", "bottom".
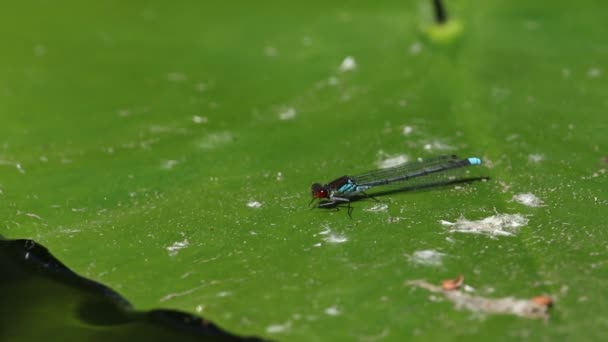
[
  {"left": 442, "top": 274, "right": 464, "bottom": 291},
  {"left": 531, "top": 295, "right": 553, "bottom": 307}
]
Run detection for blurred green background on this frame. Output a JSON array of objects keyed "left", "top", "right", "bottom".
[{"left": 1, "top": 0, "right": 607, "bottom": 340}]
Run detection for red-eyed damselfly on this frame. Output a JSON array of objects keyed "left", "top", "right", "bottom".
[{"left": 310, "top": 155, "right": 483, "bottom": 215}]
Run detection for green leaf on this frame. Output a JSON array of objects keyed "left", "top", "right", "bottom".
[{"left": 1, "top": 0, "right": 607, "bottom": 340}]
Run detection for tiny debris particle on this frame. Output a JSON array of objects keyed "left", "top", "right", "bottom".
[
  {"left": 247, "top": 201, "right": 263, "bottom": 208},
  {"left": 512, "top": 193, "right": 545, "bottom": 207},
  {"left": 506, "top": 133, "right": 519, "bottom": 142},
  {"left": 442, "top": 275, "right": 464, "bottom": 291},
  {"left": 264, "top": 45, "right": 278, "bottom": 57},
  {"left": 166, "top": 239, "right": 189, "bottom": 257},
  {"left": 441, "top": 213, "right": 529, "bottom": 238},
  {"left": 402, "top": 125, "right": 414, "bottom": 135},
  {"left": 408, "top": 250, "right": 446, "bottom": 267},
  {"left": 364, "top": 203, "right": 389, "bottom": 212},
  {"left": 323, "top": 233, "right": 348, "bottom": 244},
  {"left": 409, "top": 41, "right": 422, "bottom": 55},
  {"left": 25, "top": 212, "right": 43, "bottom": 220},
  {"left": 377, "top": 154, "right": 409, "bottom": 169},
  {"left": 195, "top": 82, "right": 207, "bottom": 92},
  {"left": 318, "top": 226, "right": 331, "bottom": 235},
  {"left": 266, "top": 321, "right": 291, "bottom": 334},
  {"left": 166, "top": 72, "right": 186, "bottom": 81},
  {"left": 216, "top": 291, "right": 232, "bottom": 298},
  {"left": 463, "top": 284, "right": 475, "bottom": 293},
  {"left": 192, "top": 115, "right": 208, "bottom": 124},
  {"left": 587, "top": 67, "right": 602, "bottom": 78},
  {"left": 491, "top": 86, "right": 511, "bottom": 100},
  {"left": 278, "top": 107, "right": 297, "bottom": 120},
  {"left": 161, "top": 160, "right": 179, "bottom": 170},
  {"left": 159, "top": 285, "right": 205, "bottom": 302},
  {"left": 118, "top": 109, "right": 131, "bottom": 117},
  {"left": 327, "top": 76, "right": 339, "bottom": 86},
  {"left": 0, "top": 160, "right": 26, "bottom": 174},
  {"left": 339, "top": 56, "right": 357, "bottom": 72},
  {"left": 422, "top": 140, "right": 455, "bottom": 151},
  {"left": 528, "top": 153, "right": 545, "bottom": 163},
  {"left": 198, "top": 131, "right": 233, "bottom": 149},
  {"left": 324, "top": 305, "right": 341, "bottom": 316}
]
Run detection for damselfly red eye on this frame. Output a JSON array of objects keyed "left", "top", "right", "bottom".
[
  {"left": 318, "top": 188, "right": 328, "bottom": 198},
  {"left": 311, "top": 183, "right": 329, "bottom": 199}
]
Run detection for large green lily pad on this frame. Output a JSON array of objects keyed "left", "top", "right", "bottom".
[{"left": 1, "top": 0, "right": 607, "bottom": 340}]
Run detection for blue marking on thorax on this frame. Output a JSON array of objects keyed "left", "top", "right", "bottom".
[
  {"left": 338, "top": 180, "right": 357, "bottom": 193},
  {"left": 337, "top": 179, "right": 372, "bottom": 194},
  {"left": 468, "top": 157, "right": 482, "bottom": 165}
]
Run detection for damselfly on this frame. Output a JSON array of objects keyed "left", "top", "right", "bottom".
[{"left": 310, "top": 155, "right": 482, "bottom": 214}]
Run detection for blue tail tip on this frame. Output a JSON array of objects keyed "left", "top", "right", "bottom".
[{"left": 468, "top": 157, "right": 482, "bottom": 165}]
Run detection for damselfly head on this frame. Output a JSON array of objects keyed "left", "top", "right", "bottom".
[{"left": 311, "top": 183, "right": 329, "bottom": 199}]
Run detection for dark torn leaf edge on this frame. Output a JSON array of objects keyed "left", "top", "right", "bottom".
[{"left": 0, "top": 238, "right": 268, "bottom": 341}]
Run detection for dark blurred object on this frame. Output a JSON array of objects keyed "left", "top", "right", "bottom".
[{"left": 0, "top": 238, "right": 268, "bottom": 342}]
